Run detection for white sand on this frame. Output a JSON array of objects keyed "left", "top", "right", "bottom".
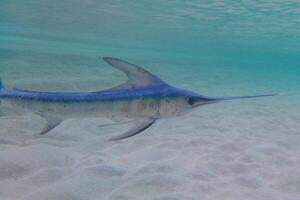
[{"left": 0, "top": 100, "right": 300, "bottom": 200}]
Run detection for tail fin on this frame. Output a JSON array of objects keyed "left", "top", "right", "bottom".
[
  {"left": 0, "top": 80, "right": 3, "bottom": 108},
  {"left": 0, "top": 80, "right": 4, "bottom": 91}
]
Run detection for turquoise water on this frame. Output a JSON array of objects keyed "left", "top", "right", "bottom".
[
  {"left": 1, "top": 1, "right": 299, "bottom": 98},
  {"left": 1, "top": 1, "right": 300, "bottom": 199}
]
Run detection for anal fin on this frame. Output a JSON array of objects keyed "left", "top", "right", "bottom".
[
  {"left": 109, "top": 119, "right": 156, "bottom": 141},
  {"left": 40, "top": 115, "right": 63, "bottom": 135}
]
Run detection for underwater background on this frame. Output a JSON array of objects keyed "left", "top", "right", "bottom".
[{"left": 0, "top": 1, "right": 299, "bottom": 200}]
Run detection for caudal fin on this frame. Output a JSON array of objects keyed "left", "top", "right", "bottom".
[{"left": 0, "top": 80, "right": 4, "bottom": 91}]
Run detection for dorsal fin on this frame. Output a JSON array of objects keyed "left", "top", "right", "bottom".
[
  {"left": 103, "top": 57, "right": 166, "bottom": 91},
  {"left": 6, "top": 57, "right": 167, "bottom": 93}
]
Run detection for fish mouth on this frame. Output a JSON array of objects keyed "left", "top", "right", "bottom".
[
  {"left": 191, "top": 100, "right": 220, "bottom": 108},
  {"left": 188, "top": 96, "right": 221, "bottom": 108}
]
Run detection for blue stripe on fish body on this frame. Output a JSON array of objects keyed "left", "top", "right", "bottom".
[{"left": 0, "top": 85, "right": 196, "bottom": 102}]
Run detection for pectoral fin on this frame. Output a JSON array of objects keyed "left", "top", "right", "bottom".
[
  {"left": 40, "top": 115, "right": 63, "bottom": 135},
  {"left": 109, "top": 119, "right": 156, "bottom": 141}
]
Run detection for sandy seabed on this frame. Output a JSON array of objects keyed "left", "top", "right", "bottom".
[{"left": 0, "top": 101, "right": 299, "bottom": 200}]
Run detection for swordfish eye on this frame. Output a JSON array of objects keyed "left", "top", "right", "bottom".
[{"left": 188, "top": 97, "right": 196, "bottom": 105}]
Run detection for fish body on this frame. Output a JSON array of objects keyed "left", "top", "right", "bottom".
[
  {"left": 0, "top": 57, "right": 276, "bottom": 140},
  {"left": 0, "top": 85, "right": 196, "bottom": 118}
]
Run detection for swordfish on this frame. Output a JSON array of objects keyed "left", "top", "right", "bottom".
[{"left": 0, "top": 57, "right": 276, "bottom": 140}]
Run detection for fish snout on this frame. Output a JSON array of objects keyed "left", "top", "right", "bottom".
[{"left": 188, "top": 96, "right": 220, "bottom": 108}]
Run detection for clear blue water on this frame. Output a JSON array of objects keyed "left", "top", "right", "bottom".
[
  {"left": 0, "top": 1, "right": 299, "bottom": 113},
  {"left": 1, "top": 1, "right": 300, "bottom": 199},
  {"left": 0, "top": 1, "right": 299, "bottom": 98}
]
